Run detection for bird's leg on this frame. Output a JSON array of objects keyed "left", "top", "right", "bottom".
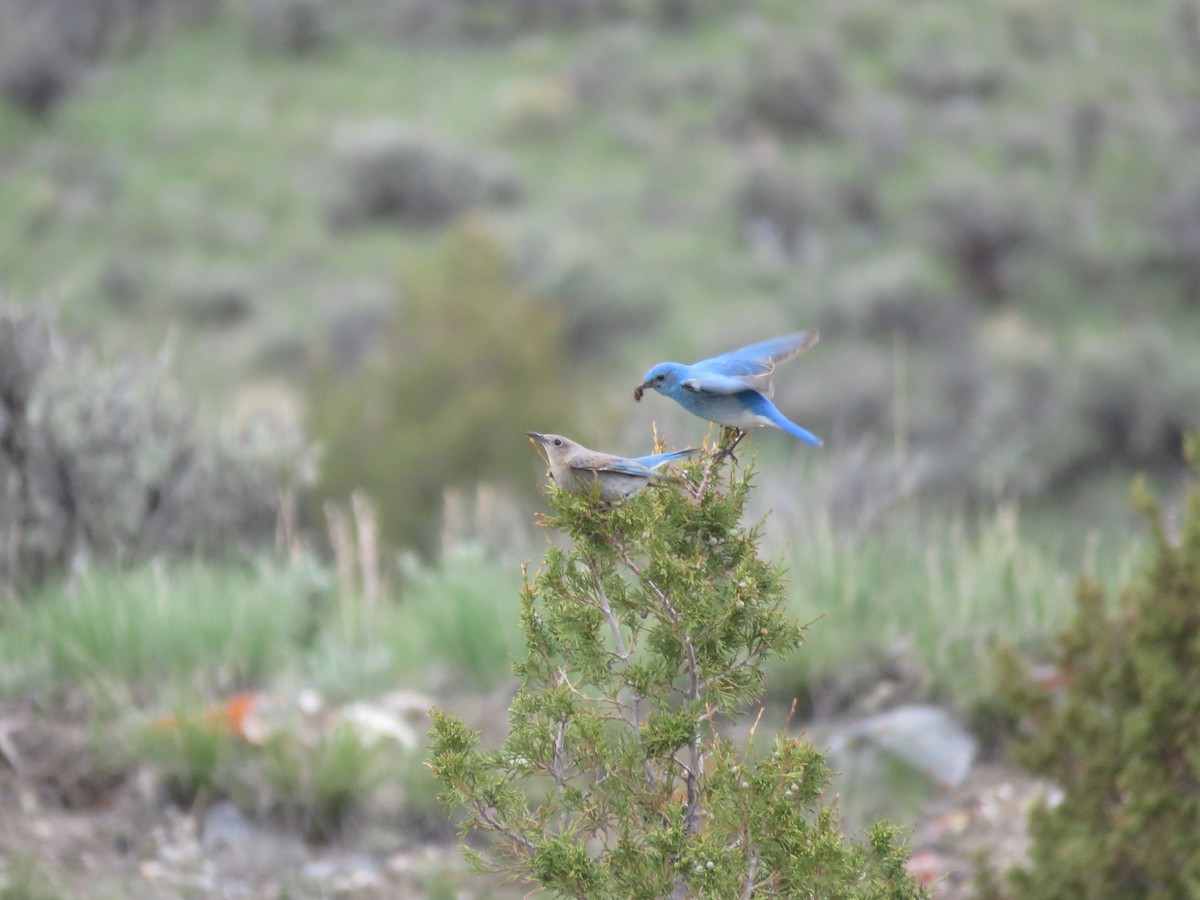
[{"left": 716, "top": 428, "right": 746, "bottom": 462}]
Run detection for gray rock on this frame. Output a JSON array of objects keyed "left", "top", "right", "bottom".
[{"left": 827, "top": 704, "right": 977, "bottom": 790}]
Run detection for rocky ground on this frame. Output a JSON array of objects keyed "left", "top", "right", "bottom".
[
  {"left": 907, "top": 762, "right": 1048, "bottom": 897},
  {"left": 0, "top": 701, "right": 1045, "bottom": 899}
]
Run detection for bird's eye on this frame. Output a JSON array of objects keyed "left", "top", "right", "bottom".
[
  {"left": 553, "top": 439, "right": 563, "bottom": 446},
  {"left": 655, "top": 374, "right": 665, "bottom": 382}
]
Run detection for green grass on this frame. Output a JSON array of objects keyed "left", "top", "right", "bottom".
[
  {"left": 134, "top": 706, "right": 237, "bottom": 802},
  {"left": 130, "top": 697, "right": 396, "bottom": 838},
  {"left": 0, "top": 562, "right": 316, "bottom": 708},
  {"left": 391, "top": 544, "right": 526, "bottom": 689},
  {"left": 296, "top": 543, "right": 525, "bottom": 697},
  {"left": 0, "top": 498, "right": 1139, "bottom": 720},
  {"left": 0, "top": 543, "right": 524, "bottom": 710},
  {"left": 0, "top": 855, "right": 64, "bottom": 900},
  {"left": 771, "top": 504, "right": 1142, "bottom": 707},
  {"left": 258, "top": 723, "right": 391, "bottom": 839},
  {"left": 0, "top": 548, "right": 521, "bottom": 850}
]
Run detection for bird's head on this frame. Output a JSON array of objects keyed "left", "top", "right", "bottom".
[
  {"left": 526, "top": 432, "right": 579, "bottom": 464},
  {"left": 634, "top": 363, "right": 683, "bottom": 401}
]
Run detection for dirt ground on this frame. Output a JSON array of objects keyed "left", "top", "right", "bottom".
[{"left": 0, "top": 704, "right": 1044, "bottom": 898}]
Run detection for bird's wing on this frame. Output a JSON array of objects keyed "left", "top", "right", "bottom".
[
  {"left": 678, "top": 372, "right": 759, "bottom": 395},
  {"left": 569, "top": 453, "right": 656, "bottom": 477},
  {"left": 690, "top": 330, "right": 818, "bottom": 395},
  {"left": 629, "top": 448, "right": 700, "bottom": 469}
]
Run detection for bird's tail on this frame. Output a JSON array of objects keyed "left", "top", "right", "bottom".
[
  {"left": 766, "top": 407, "right": 823, "bottom": 447},
  {"left": 633, "top": 447, "right": 703, "bottom": 469}
]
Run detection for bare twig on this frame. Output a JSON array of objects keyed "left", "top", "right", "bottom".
[
  {"left": 711, "top": 651, "right": 772, "bottom": 691},
  {"left": 741, "top": 850, "right": 760, "bottom": 900},
  {"left": 351, "top": 490, "right": 380, "bottom": 612},
  {"left": 553, "top": 718, "right": 570, "bottom": 831},
  {"left": 590, "top": 565, "right": 629, "bottom": 663},
  {"left": 784, "top": 697, "right": 799, "bottom": 732},
  {"left": 693, "top": 442, "right": 724, "bottom": 500},
  {"left": 616, "top": 547, "right": 708, "bottom": 823},
  {"left": 685, "top": 742, "right": 704, "bottom": 833},
  {"left": 618, "top": 553, "right": 680, "bottom": 625},
  {"left": 587, "top": 560, "right": 651, "bottom": 760},
  {"left": 477, "top": 804, "right": 538, "bottom": 853},
  {"left": 683, "top": 626, "right": 703, "bottom": 835},
  {"left": 325, "top": 502, "right": 356, "bottom": 614},
  {"left": 0, "top": 722, "right": 23, "bottom": 775}
]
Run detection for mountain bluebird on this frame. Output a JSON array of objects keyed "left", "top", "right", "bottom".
[
  {"left": 526, "top": 432, "right": 699, "bottom": 503},
  {"left": 634, "top": 330, "right": 822, "bottom": 452}
]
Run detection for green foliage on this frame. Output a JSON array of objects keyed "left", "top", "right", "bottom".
[
  {"left": 0, "top": 544, "right": 519, "bottom": 710},
  {"left": 398, "top": 749, "right": 458, "bottom": 840},
  {"left": 134, "top": 705, "right": 394, "bottom": 841},
  {"left": 773, "top": 504, "right": 1136, "bottom": 709},
  {"left": 136, "top": 708, "right": 238, "bottom": 804},
  {"left": 3, "top": 1, "right": 1198, "bottom": 532},
  {"left": 258, "top": 724, "right": 389, "bottom": 841},
  {"left": 430, "top": 451, "right": 928, "bottom": 897},
  {"left": 991, "top": 459, "right": 1200, "bottom": 898},
  {"left": 0, "top": 854, "right": 64, "bottom": 900},
  {"left": 0, "top": 562, "right": 315, "bottom": 707},
  {"left": 300, "top": 545, "right": 524, "bottom": 699},
  {"left": 393, "top": 545, "right": 525, "bottom": 689},
  {"left": 308, "top": 223, "right": 581, "bottom": 553}
]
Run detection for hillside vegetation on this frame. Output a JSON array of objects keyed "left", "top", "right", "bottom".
[
  {"left": 0, "top": 1, "right": 1197, "bottom": 894},
  {"left": 2, "top": 0, "right": 1197, "bottom": 526}
]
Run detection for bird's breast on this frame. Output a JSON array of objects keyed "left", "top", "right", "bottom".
[{"left": 677, "top": 390, "right": 769, "bottom": 428}]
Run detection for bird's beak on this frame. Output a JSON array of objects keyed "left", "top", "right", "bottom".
[
  {"left": 633, "top": 382, "right": 650, "bottom": 401},
  {"left": 526, "top": 432, "right": 549, "bottom": 465}
]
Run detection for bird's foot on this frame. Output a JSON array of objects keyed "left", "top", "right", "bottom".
[{"left": 715, "top": 428, "right": 746, "bottom": 462}]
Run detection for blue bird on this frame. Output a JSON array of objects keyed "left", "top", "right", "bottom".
[
  {"left": 526, "top": 432, "right": 699, "bottom": 503},
  {"left": 634, "top": 330, "right": 822, "bottom": 453}
]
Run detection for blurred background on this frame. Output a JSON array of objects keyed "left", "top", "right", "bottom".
[{"left": 0, "top": 0, "right": 1198, "bottom": 896}]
